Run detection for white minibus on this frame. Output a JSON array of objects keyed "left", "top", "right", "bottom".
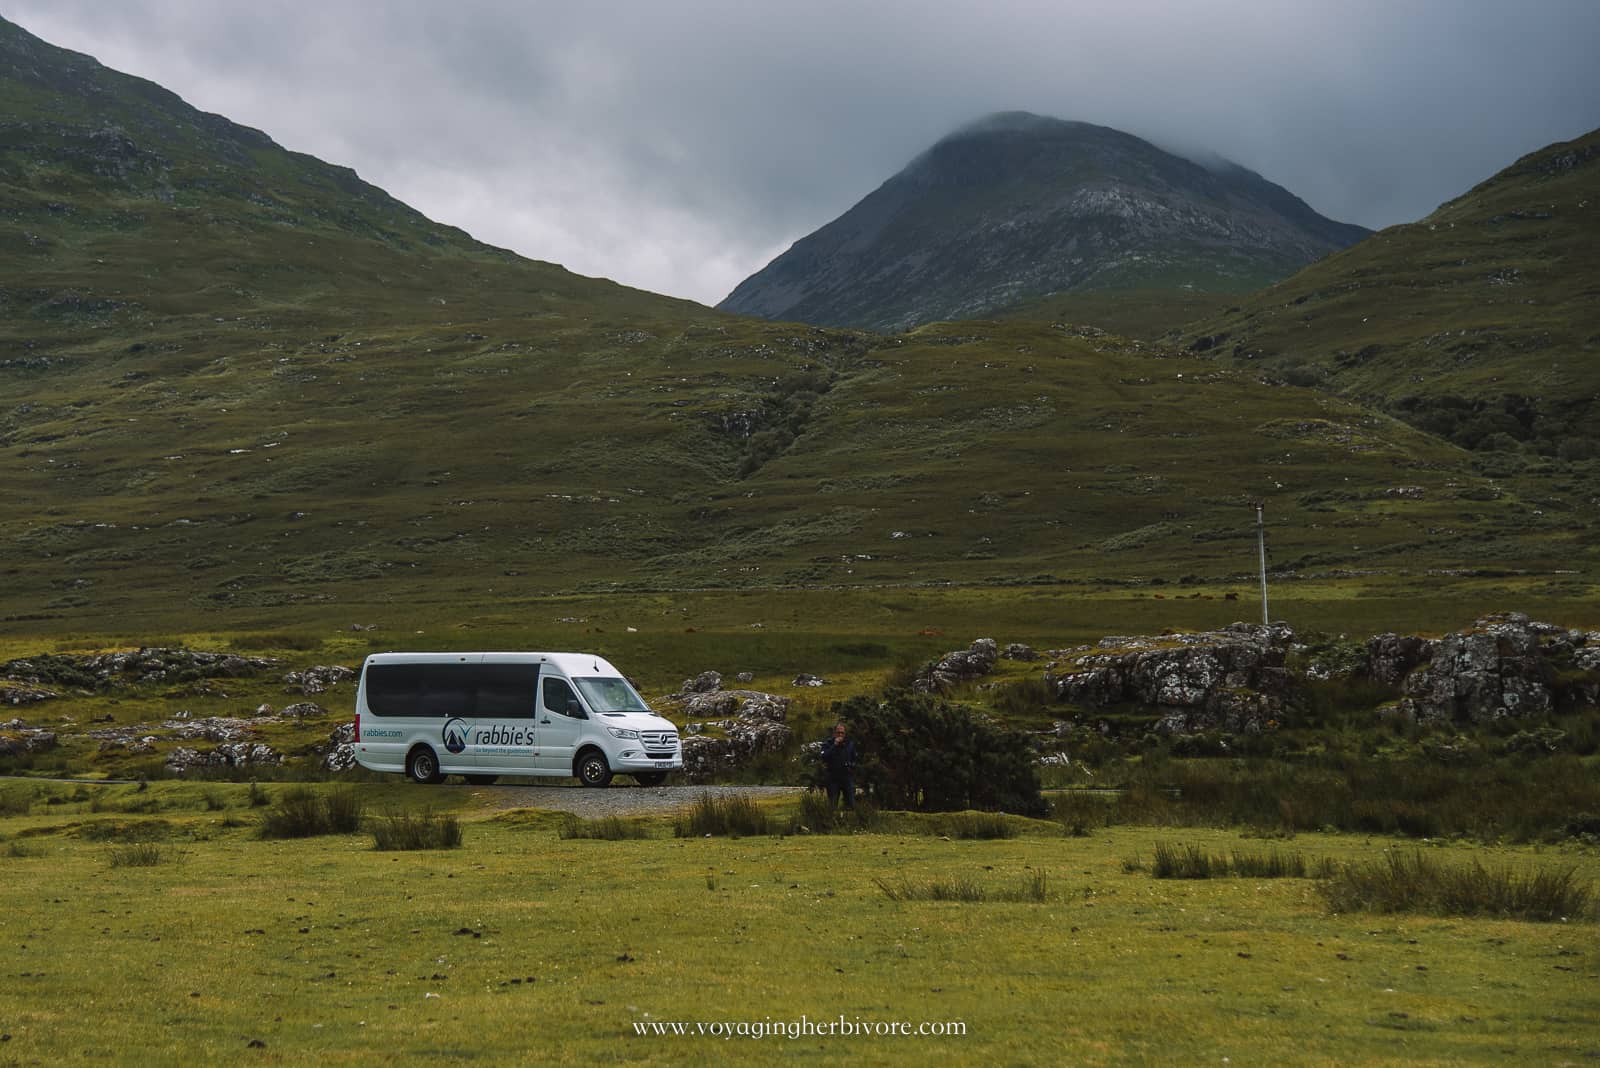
[{"left": 351, "top": 651, "right": 681, "bottom": 786}]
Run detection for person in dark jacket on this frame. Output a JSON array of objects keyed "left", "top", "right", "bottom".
[{"left": 819, "top": 721, "right": 857, "bottom": 809}]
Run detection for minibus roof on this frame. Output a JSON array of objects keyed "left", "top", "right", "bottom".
[{"left": 362, "top": 651, "right": 623, "bottom": 677}]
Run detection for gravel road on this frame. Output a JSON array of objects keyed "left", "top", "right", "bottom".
[{"left": 472, "top": 782, "right": 803, "bottom": 817}]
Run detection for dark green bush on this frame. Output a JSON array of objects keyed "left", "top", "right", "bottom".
[{"left": 830, "top": 691, "right": 1047, "bottom": 816}]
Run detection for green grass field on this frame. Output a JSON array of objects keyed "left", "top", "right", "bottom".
[{"left": 0, "top": 782, "right": 1595, "bottom": 1064}]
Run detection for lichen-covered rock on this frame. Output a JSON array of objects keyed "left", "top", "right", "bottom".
[
  {"left": 1051, "top": 622, "right": 1295, "bottom": 734},
  {"left": 280, "top": 702, "right": 329, "bottom": 719},
  {"left": 322, "top": 722, "right": 357, "bottom": 771},
  {"left": 1002, "top": 643, "right": 1039, "bottom": 662},
  {"left": 283, "top": 665, "right": 357, "bottom": 695},
  {"left": 1396, "top": 613, "right": 1567, "bottom": 723},
  {"left": 1, "top": 684, "right": 58, "bottom": 706},
  {"left": 679, "top": 719, "right": 791, "bottom": 782},
  {"left": 1365, "top": 632, "right": 1433, "bottom": 687},
  {"left": 165, "top": 742, "right": 281, "bottom": 774}
]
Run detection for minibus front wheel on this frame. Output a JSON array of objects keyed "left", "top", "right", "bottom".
[
  {"left": 406, "top": 745, "right": 445, "bottom": 785},
  {"left": 576, "top": 748, "right": 613, "bottom": 788}
]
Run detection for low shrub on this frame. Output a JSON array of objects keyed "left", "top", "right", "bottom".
[
  {"left": 674, "top": 793, "right": 770, "bottom": 838},
  {"left": 371, "top": 810, "right": 462, "bottom": 851},
  {"left": 559, "top": 815, "right": 650, "bottom": 840},
  {"left": 0, "top": 787, "right": 33, "bottom": 817},
  {"left": 1320, "top": 850, "right": 1592, "bottom": 922},
  {"left": 80, "top": 819, "right": 173, "bottom": 843},
  {"left": 259, "top": 788, "right": 364, "bottom": 839}
]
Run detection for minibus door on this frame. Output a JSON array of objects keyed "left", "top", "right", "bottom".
[{"left": 537, "top": 675, "right": 585, "bottom": 773}]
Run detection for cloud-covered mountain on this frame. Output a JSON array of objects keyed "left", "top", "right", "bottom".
[{"left": 720, "top": 112, "right": 1369, "bottom": 331}]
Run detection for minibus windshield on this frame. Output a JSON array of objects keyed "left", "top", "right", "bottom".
[{"left": 575, "top": 676, "right": 649, "bottom": 713}]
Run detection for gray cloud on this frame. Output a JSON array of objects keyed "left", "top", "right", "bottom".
[{"left": 7, "top": 0, "right": 1598, "bottom": 305}]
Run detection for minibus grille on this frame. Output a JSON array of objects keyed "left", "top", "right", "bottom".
[{"left": 641, "top": 731, "right": 678, "bottom": 754}]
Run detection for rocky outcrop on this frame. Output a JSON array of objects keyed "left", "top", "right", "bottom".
[
  {"left": 669, "top": 681, "right": 793, "bottom": 782},
  {"left": 1045, "top": 614, "right": 1600, "bottom": 735},
  {"left": 165, "top": 743, "right": 281, "bottom": 774},
  {"left": 2, "top": 683, "right": 57, "bottom": 706},
  {"left": 0, "top": 720, "right": 58, "bottom": 757},
  {"left": 1, "top": 647, "right": 277, "bottom": 694},
  {"left": 914, "top": 638, "right": 1000, "bottom": 694},
  {"left": 321, "top": 723, "right": 357, "bottom": 772},
  {"left": 283, "top": 665, "right": 356, "bottom": 695},
  {"left": 1050, "top": 623, "right": 1296, "bottom": 734}
]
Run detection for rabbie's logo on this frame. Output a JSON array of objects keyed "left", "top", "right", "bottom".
[{"left": 442, "top": 718, "right": 471, "bottom": 755}]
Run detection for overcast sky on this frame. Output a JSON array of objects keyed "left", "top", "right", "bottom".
[{"left": 7, "top": 1, "right": 1599, "bottom": 306}]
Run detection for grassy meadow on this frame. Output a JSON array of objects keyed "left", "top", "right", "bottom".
[{"left": 0, "top": 781, "right": 1596, "bottom": 1065}]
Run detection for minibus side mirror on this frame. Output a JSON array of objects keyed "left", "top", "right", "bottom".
[{"left": 566, "top": 698, "right": 585, "bottom": 718}]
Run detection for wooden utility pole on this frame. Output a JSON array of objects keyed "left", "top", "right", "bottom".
[{"left": 1256, "top": 501, "right": 1270, "bottom": 626}]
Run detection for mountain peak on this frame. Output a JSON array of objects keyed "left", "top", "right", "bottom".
[{"left": 720, "top": 113, "right": 1369, "bottom": 331}]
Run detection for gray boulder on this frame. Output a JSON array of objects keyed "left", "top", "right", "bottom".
[
  {"left": 914, "top": 638, "right": 1000, "bottom": 693},
  {"left": 680, "top": 670, "right": 724, "bottom": 694}
]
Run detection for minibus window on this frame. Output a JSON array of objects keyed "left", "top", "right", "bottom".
[
  {"left": 477, "top": 664, "right": 540, "bottom": 718},
  {"left": 422, "top": 664, "right": 474, "bottom": 718},
  {"left": 574, "top": 677, "right": 648, "bottom": 713},
  {"left": 543, "top": 677, "right": 583, "bottom": 718},
  {"left": 366, "top": 664, "right": 424, "bottom": 717}
]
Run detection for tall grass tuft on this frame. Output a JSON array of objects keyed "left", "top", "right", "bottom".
[
  {"left": 1319, "top": 850, "right": 1593, "bottom": 922},
  {"left": 370, "top": 810, "right": 462, "bottom": 851},
  {"left": 559, "top": 814, "right": 650, "bottom": 841},
  {"left": 876, "top": 872, "right": 1049, "bottom": 903},
  {"left": 259, "top": 787, "right": 364, "bottom": 839},
  {"left": 937, "top": 812, "right": 1016, "bottom": 840},
  {"left": 108, "top": 843, "right": 166, "bottom": 868},
  {"left": 674, "top": 793, "right": 770, "bottom": 838},
  {"left": 792, "top": 792, "right": 880, "bottom": 834},
  {"left": 1151, "top": 842, "right": 1221, "bottom": 879},
  {"left": 1149, "top": 841, "right": 1327, "bottom": 879}
]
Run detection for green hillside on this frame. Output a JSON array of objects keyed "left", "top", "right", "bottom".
[
  {"left": 1178, "top": 127, "right": 1600, "bottom": 457},
  {"left": 2, "top": 16, "right": 1596, "bottom": 639}
]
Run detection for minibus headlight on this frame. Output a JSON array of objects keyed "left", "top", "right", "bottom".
[{"left": 607, "top": 727, "right": 641, "bottom": 740}]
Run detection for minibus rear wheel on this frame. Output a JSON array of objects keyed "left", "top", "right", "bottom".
[
  {"left": 576, "top": 748, "right": 613, "bottom": 788},
  {"left": 406, "top": 745, "right": 445, "bottom": 785}
]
